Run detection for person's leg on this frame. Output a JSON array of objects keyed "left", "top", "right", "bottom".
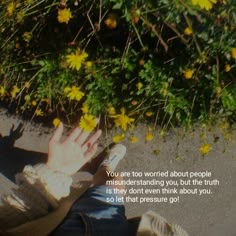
[{"left": 51, "top": 144, "right": 128, "bottom": 236}]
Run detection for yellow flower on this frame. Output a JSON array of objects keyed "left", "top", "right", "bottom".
[
  {"left": 104, "top": 14, "right": 118, "bottom": 29},
  {"left": 16, "top": 11, "right": 25, "bottom": 23},
  {"left": 81, "top": 103, "right": 89, "bottom": 114},
  {"left": 224, "top": 64, "right": 231, "bottom": 72},
  {"left": 199, "top": 143, "right": 212, "bottom": 155},
  {"left": 183, "top": 69, "right": 194, "bottom": 79},
  {"left": 145, "top": 111, "right": 154, "bottom": 117},
  {"left": 85, "top": 61, "right": 93, "bottom": 69},
  {"left": 160, "top": 129, "right": 165, "bottom": 137},
  {"left": 35, "top": 109, "right": 44, "bottom": 116},
  {"left": 231, "top": 48, "right": 236, "bottom": 59},
  {"left": 64, "top": 87, "right": 71, "bottom": 94},
  {"left": 139, "top": 59, "right": 145, "bottom": 66},
  {"left": 136, "top": 82, "right": 143, "bottom": 90},
  {"left": 24, "top": 95, "right": 31, "bottom": 102},
  {"left": 41, "top": 98, "right": 49, "bottom": 104},
  {"left": 113, "top": 134, "right": 125, "bottom": 143},
  {"left": 129, "top": 136, "right": 138, "bottom": 143},
  {"left": 64, "top": 86, "right": 84, "bottom": 101},
  {"left": 66, "top": 48, "right": 88, "bottom": 71},
  {"left": 107, "top": 105, "right": 116, "bottom": 115},
  {"left": 6, "top": 2, "right": 15, "bottom": 17},
  {"left": 53, "top": 118, "right": 61, "bottom": 128},
  {"left": 191, "top": 0, "right": 217, "bottom": 10},
  {"left": 145, "top": 133, "right": 154, "bottom": 141},
  {"left": 11, "top": 86, "right": 20, "bottom": 98},
  {"left": 57, "top": 8, "right": 72, "bottom": 24},
  {"left": 111, "top": 108, "right": 134, "bottom": 131},
  {"left": 0, "top": 86, "right": 6, "bottom": 97},
  {"left": 31, "top": 100, "right": 37, "bottom": 106},
  {"left": 22, "top": 32, "right": 32, "bottom": 43},
  {"left": 79, "top": 114, "right": 97, "bottom": 132},
  {"left": 184, "top": 27, "right": 192, "bottom": 36}
]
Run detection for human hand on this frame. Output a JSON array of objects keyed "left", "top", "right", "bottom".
[{"left": 47, "top": 122, "right": 102, "bottom": 175}]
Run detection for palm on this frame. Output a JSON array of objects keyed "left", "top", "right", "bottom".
[{"left": 47, "top": 122, "right": 101, "bottom": 175}]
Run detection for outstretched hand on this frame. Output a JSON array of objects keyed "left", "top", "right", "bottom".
[{"left": 47, "top": 122, "right": 102, "bottom": 175}]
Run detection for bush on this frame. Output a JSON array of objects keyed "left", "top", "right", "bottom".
[{"left": 0, "top": 0, "right": 236, "bottom": 130}]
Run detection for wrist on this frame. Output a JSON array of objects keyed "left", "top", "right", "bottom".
[
  {"left": 46, "top": 159, "right": 62, "bottom": 174},
  {"left": 34, "top": 164, "right": 73, "bottom": 200}
]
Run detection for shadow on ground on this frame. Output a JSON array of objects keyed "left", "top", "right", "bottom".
[{"left": 0, "top": 123, "right": 47, "bottom": 182}]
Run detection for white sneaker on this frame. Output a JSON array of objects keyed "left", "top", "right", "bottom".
[
  {"left": 137, "top": 211, "right": 189, "bottom": 236},
  {"left": 100, "top": 144, "right": 126, "bottom": 171}
]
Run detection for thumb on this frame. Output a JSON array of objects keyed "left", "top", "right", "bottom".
[{"left": 50, "top": 122, "right": 63, "bottom": 142}]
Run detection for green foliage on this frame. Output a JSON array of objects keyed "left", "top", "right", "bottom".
[
  {"left": 0, "top": 0, "right": 236, "bottom": 127},
  {"left": 222, "top": 84, "right": 236, "bottom": 111}
]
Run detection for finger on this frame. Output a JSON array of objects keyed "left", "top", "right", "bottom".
[
  {"left": 75, "top": 131, "right": 90, "bottom": 145},
  {"left": 50, "top": 122, "right": 63, "bottom": 142},
  {"left": 10, "top": 124, "right": 15, "bottom": 133},
  {"left": 74, "top": 117, "right": 99, "bottom": 144},
  {"left": 81, "top": 130, "right": 102, "bottom": 152},
  {"left": 66, "top": 127, "right": 82, "bottom": 142},
  {"left": 84, "top": 143, "right": 98, "bottom": 160}
]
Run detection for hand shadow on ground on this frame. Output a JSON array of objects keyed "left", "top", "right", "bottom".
[{"left": 0, "top": 123, "right": 47, "bottom": 182}]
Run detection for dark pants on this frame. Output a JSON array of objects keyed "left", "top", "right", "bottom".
[{"left": 51, "top": 185, "right": 129, "bottom": 236}]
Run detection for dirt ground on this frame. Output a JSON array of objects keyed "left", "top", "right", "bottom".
[{"left": 0, "top": 109, "right": 236, "bottom": 236}]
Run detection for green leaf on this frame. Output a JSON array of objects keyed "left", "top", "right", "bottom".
[{"left": 222, "top": 85, "right": 236, "bottom": 111}]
